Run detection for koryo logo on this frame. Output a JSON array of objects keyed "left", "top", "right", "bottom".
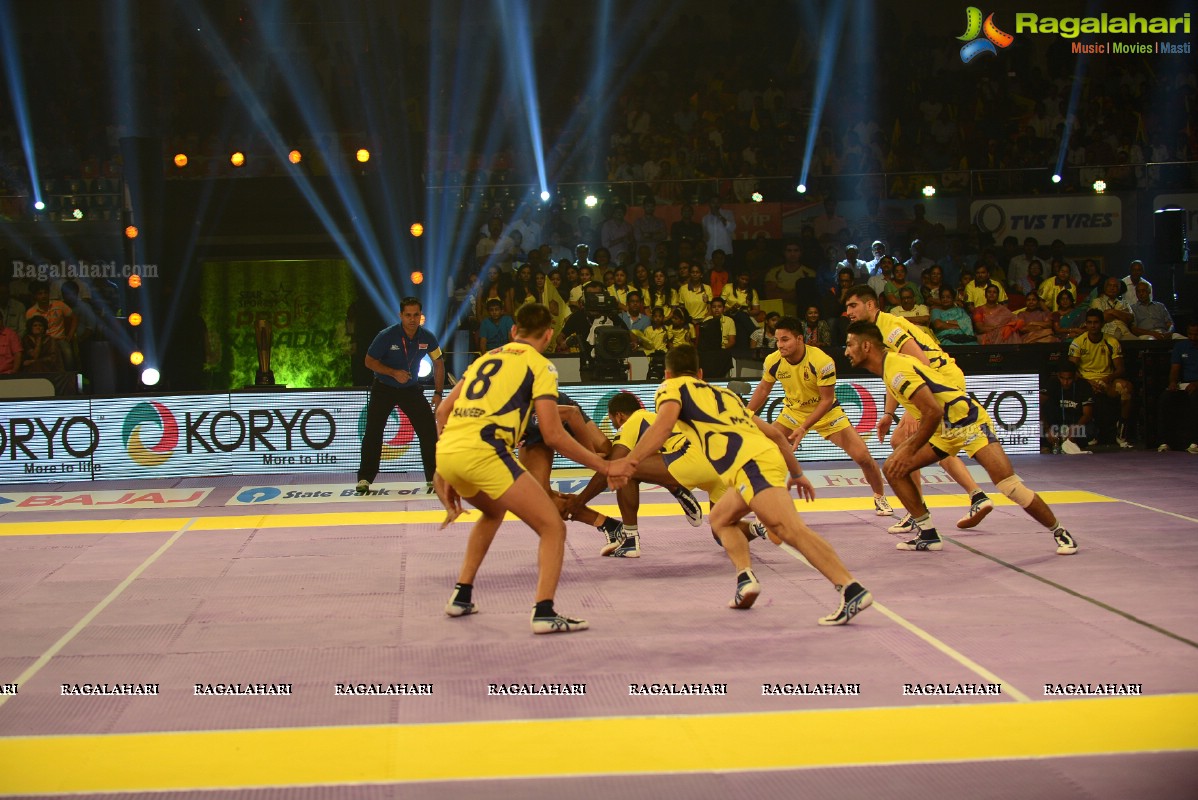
[
  {"left": 123, "top": 401, "right": 179, "bottom": 467},
  {"left": 957, "top": 7, "right": 1015, "bottom": 62}
]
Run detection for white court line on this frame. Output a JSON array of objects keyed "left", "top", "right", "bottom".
[
  {"left": 0, "top": 519, "right": 196, "bottom": 710},
  {"left": 1106, "top": 497, "right": 1198, "bottom": 525},
  {"left": 777, "top": 542, "right": 1032, "bottom": 703}
]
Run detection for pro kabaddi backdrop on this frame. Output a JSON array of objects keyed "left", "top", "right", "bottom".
[{"left": 200, "top": 259, "right": 355, "bottom": 390}]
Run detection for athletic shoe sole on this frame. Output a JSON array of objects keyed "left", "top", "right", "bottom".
[
  {"left": 729, "top": 579, "right": 761, "bottom": 609},
  {"left": 672, "top": 489, "right": 704, "bottom": 527},
  {"left": 956, "top": 498, "right": 994, "bottom": 529},
  {"left": 530, "top": 613, "right": 589, "bottom": 634}
]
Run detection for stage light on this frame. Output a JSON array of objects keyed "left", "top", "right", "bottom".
[
  {"left": 418, "top": 355, "right": 432, "bottom": 378},
  {"left": 540, "top": 190, "right": 551, "bottom": 202},
  {"left": 125, "top": 225, "right": 139, "bottom": 239},
  {"left": 128, "top": 312, "right": 143, "bottom": 327},
  {"left": 130, "top": 351, "right": 144, "bottom": 366},
  {"left": 141, "top": 368, "right": 161, "bottom": 386},
  {"left": 288, "top": 149, "right": 302, "bottom": 164},
  {"left": 410, "top": 222, "right": 424, "bottom": 237},
  {"left": 584, "top": 194, "right": 598, "bottom": 208},
  {"left": 230, "top": 151, "right": 245, "bottom": 167},
  {"left": 411, "top": 271, "right": 424, "bottom": 285},
  {"left": 355, "top": 148, "right": 370, "bottom": 163},
  {"left": 751, "top": 192, "right": 763, "bottom": 203},
  {"left": 1051, "top": 173, "right": 1062, "bottom": 184},
  {"left": 34, "top": 200, "right": 44, "bottom": 211},
  {"left": 128, "top": 274, "right": 142, "bottom": 288},
  {"left": 174, "top": 153, "right": 188, "bottom": 167},
  {"left": 72, "top": 207, "right": 83, "bottom": 220},
  {"left": 922, "top": 185, "right": 936, "bottom": 197},
  {"left": 796, "top": 184, "right": 807, "bottom": 194},
  {"left": 1093, "top": 179, "right": 1107, "bottom": 194}
]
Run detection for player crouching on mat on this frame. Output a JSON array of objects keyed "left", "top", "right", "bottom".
[
  {"left": 844, "top": 321, "right": 1078, "bottom": 555},
  {"left": 522, "top": 392, "right": 704, "bottom": 558},
  {"left": 562, "top": 390, "right": 762, "bottom": 560},
  {"left": 745, "top": 315, "right": 893, "bottom": 517},
  {"left": 433, "top": 303, "right": 615, "bottom": 634},
  {"left": 607, "top": 345, "right": 873, "bottom": 625}
]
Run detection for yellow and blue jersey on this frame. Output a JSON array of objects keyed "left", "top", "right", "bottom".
[
  {"left": 761, "top": 345, "right": 837, "bottom": 413},
  {"left": 655, "top": 374, "right": 776, "bottom": 481},
  {"left": 883, "top": 351, "right": 989, "bottom": 432},
  {"left": 876, "top": 310, "right": 965, "bottom": 389},
  {"left": 439, "top": 342, "right": 558, "bottom": 457}
]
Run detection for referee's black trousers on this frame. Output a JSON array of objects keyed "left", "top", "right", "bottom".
[{"left": 357, "top": 380, "right": 437, "bottom": 483}]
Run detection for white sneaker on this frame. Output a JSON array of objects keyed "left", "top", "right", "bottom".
[
  {"left": 1061, "top": 440, "right": 1091, "bottom": 455},
  {"left": 1157, "top": 443, "right": 1171, "bottom": 453},
  {"left": 1188, "top": 443, "right": 1198, "bottom": 455},
  {"left": 888, "top": 514, "right": 916, "bottom": 535},
  {"left": 873, "top": 495, "right": 894, "bottom": 516}
]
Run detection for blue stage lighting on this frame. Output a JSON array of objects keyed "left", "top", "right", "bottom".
[
  {"left": 1052, "top": 174, "right": 1062, "bottom": 184},
  {"left": 0, "top": 3, "right": 43, "bottom": 213},
  {"left": 34, "top": 201, "right": 45, "bottom": 211},
  {"left": 540, "top": 190, "right": 551, "bottom": 202},
  {"left": 797, "top": 184, "right": 808, "bottom": 194}
]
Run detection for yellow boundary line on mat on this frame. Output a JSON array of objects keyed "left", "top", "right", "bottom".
[
  {"left": 0, "top": 695, "right": 1194, "bottom": 794},
  {"left": 0, "top": 490, "right": 1111, "bottom": 537}
]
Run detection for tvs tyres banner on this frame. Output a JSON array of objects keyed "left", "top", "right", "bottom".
[{"left": 0, "top": 378, "right": 1039, "bottom": 485}]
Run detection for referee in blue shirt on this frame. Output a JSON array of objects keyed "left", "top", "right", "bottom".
[{"left": 356, "top": 296, "right": 446, "bottom": 492}]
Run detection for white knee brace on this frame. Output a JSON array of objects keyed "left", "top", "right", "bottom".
[{"left": 996, "top": 474, "right": 1035, "bottom": 508}]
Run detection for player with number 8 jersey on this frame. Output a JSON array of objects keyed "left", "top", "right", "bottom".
[{"left": 435, "top": 303, "right": 612, "bottom": 635}]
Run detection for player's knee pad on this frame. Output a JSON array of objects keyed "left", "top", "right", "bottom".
[{"left": 996, "top": 474, "right": 1035, "bottom": 508}]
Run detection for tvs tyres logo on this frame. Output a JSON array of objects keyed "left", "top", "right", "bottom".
[
  {"left": 957, "top": 7, "right": 1014, "bottom": 62},
  {"left": 123, "top": 402, "right": 179, "bottom": 467}
]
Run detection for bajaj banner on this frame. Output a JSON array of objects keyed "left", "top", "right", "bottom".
[
  {"left": 0, "top": 377, "right": 1039, "bottom": 484},
  {"left": 971, "top": 196, "right": 1122, "bottom": 244}
]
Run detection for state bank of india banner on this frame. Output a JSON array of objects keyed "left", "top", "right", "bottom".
[{"left": 0, "top": 377, "right": 1040, "bottom": 484}]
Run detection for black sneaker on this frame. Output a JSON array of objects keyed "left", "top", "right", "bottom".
[
  {"left": 602, "top": 535, "right": 640, "bottom": 558},
  {"left": 818, "top": 582, "right": 873, "bottom": 626},
  {"left": 728, "top": 569, "right": 761, "bottom": 609},
  {"left": 670, "top": 486, "right": 704, "bottom": 526},
  {"left": 445, "top": 586, "right": 477, "bottom": 617},
  {"left": 1053, "top": 527, "right": 1079, "bottom": 555},
  {"left": 530, "top": 609, "right": 589, "bottom": 634},
  {"left": 896, "top": 527, "right": 943, "bottom": 551}
]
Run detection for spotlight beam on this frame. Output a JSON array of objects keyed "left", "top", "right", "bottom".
[
  {"left": 797, "top": 2, "right": 848, "bottom": 191},
  {"left": 0, "top": 0, "right": 43, "bottom": 208}
]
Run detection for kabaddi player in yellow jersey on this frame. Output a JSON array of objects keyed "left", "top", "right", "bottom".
[
  {"left": 842, "top": 285, "right": 994, "bottom": 533},
  {"left": 746, "top": 315, "right": 892, "bottom": 517},
  {"left": 608, "top": 345, "right": 873, "bottom": 625},
  {"left": 563, "top": 391, "right": 759, "bottom": 559},
  {"left": 434, "top": 303, "right": 614, "bottom": 634},
  {"left": 844, "top": 321, "right": 1078, "bottom": 555}
]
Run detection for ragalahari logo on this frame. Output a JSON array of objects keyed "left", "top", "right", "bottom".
[
  {"left": 123, "top": 401, "right": 179, "bottom": 467},
  {"left": 958, "top": 7, "right": 1015, "bottom": 62}
]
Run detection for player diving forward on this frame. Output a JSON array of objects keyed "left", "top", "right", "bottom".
[
  {"left": 608, "top": 345, "right": 873, "bottom": 625},
  {"left": 746, "top": 315, "right": 893, "bottom": 516},
  {"left": 434, "top": 303, "right": 614, "bottom": 634},
  {"left": 844, "top": 321, "right": 1078, "bottom": 555}
]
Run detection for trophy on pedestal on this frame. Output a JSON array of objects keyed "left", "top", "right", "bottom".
[{"left": 254, "top": 315, "right": 276, "bottom": 386}]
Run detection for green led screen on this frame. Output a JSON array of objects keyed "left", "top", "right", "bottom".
[{"left": 201, "top": 259, "right": 354, "bottom": 389}]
